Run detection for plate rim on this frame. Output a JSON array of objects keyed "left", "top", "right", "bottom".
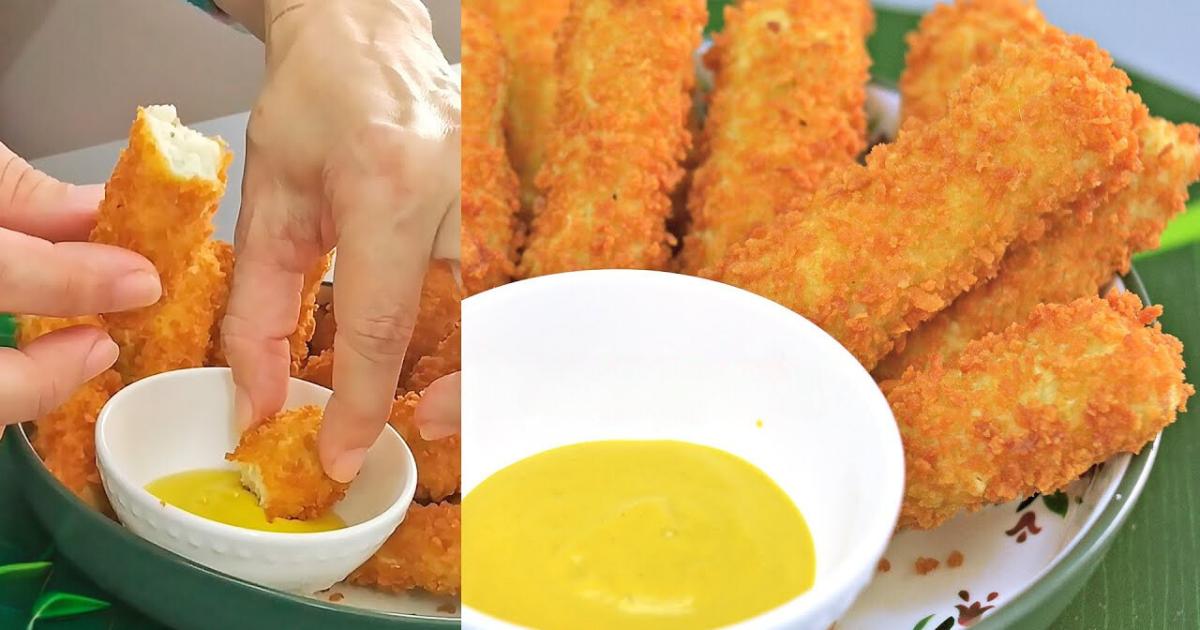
[{"left": 7, "top": 422, "right": 460, "bottom": 629}]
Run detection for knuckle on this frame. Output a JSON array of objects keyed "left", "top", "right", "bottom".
[{"left": 342, "top": 311, "right": 413, "bottom": 364}]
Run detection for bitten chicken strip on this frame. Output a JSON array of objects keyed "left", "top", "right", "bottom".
[
  {"left": 90, "top": 105, "right": 232, "bottom": 382},
  {"left": 886, "top": 293, "right": 1192, "bottom": 530},
  {"left": 462, "top": 7, "right": 521, "bottom": 294},
  {"left": 518, "top": 0, "right": 707, "bottom": 276},
  {"left": 464, "top": 0, "right": 570, "bottom": 215},
  {"left": 704, "top": 29, "right": 1143, "bottom": 369},
  {"left": 679, "top": 0, "right": 873, "bottom": 273}
]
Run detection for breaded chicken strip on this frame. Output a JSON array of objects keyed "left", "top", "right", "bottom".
[
  {"left": 705, "top": 30, "right": 1142, "bottom": 369},
  {"left": 91, "top": 106, "right": 232, "bottom": 382},
  {"left": 899, "top": 0, "right": 1044, "bottom": 125},
  {"left": 465, "top": 0, "right": 570, "bottom": 213},
  {"left": 406, "top": 323, "right": 460, "bottom": 394},
  {"left": 33, "top": 370, "right": 123, "bottom": 513},
  {"left": 390, "top": 392, "right": 460, "bottom": 503},
  {"left": 226, "top": 405, "right": 349, "bottom": 521},
  {"left": 205, "top": 240, "right": 236, "bottom": 366},
  {"left": 403, "top": 261, "right": 462, "bottom": 384},
  {"left": 349, "top": 501, "right": 461, "bottom": 596},
  {"left": 876, "top": 116, "right": 1200, "bottom": 379},
  {"left": 679, "top": 0, "right": 873, "bottom": 273},
  {"left": 462, "top": 7, "right": 520, "bottom": 295},
  {"left": 309, "top": 298, "right": 336, "bottom": 357},
  {"left": 298, "top": 348, "right": 335, "bottom": 390},
  {"left": 518, "top": 0, "right": 706, "bottom": 276},
  {"left": 19, "top": 315, "right": 119, "bottom": 512},
  {"left": 289, "top": 254, "right": 332, "bottom": 374},
  {"left": 885, "top": 293, "right": 1192, "bottom": 530}
]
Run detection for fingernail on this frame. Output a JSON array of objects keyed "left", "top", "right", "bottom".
[
  {"left": 234, "top": 387, "right": 254, "bottom": 430},
  {"left": 64, "top": 184, "right": 105, "bottom": 213},
  {"left": 83, "top": 337, "right": 119, "bottom": 378},
  {"left": 419, "top": 422, "right": 457, "bottom": 441},
  {"left": 328, "top": 447, "right": 368, "bottom": 483},
  {"left": 112, "top": 270, "right": 162, "bottom": 309}
]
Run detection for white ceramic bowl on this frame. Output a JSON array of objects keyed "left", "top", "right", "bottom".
[
  {"left": 462, "top": 270, "right": 905, "bottom": 630},
  {"left": 95, "top": 367, "right": 417, "bottom": 594}
]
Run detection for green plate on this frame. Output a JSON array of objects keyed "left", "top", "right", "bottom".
[{"left": 3, "top": 424, "right": 456, "bottom": 630}]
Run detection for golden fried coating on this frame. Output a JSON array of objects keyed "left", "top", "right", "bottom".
[
  {"left": 406, "top": 324, "right": 460, "bottom": 394},
  {"left": 125, "top": 239, "right": 229, "bottom": 380},
  {"left": 517, "top": 0, "right": 707, "bottom": 276},
  {"left": 886, "top": 293, "right": 1192, "bottom": 530},
  {"left": 403, "top": 261, "right": 462, "bottom": 384},
  {"left": 205, "top": 240, "right": 236, "bottom": 367},
  {"left": 349, "top": 502, "right": 461, "bottom": 596},
  {"left": 91, "top": 106, "right": 232, "bottom": 382},
  {"left": 309, "top": 299, "right": 336, "bottom": 357},
  {"left": 876, "top": 116, "right": 1200, "bottom": 379},
  {"left": 466, "top": 0, "right": 570, "bottom": 213},
  {"left": 17, "top": 315, "right": 105, "bottom": 347},
  {"left": 678, "top": 0, "right": 874, "bottom": 273},
  {"left": 899, "top": 0, "right": 1045, "bottom": 125},
  {"left": 32, "top": 369, "right": 122, "bottom": 513},
  {"left": 705, "top": 29, "right": 1143, "bottom": 369},
  {"left": 289, "top": 254, "right": 332, "bottom": 375},
  {"left": 298, "top": 348, "right": 335, "bottom": 390},
  {"left": 390, "top": 393, "right": 460, "bottom": 503},
  {"left": 226, "top": 405, "right": 348, "bottom": 521},
  {"left": 462, "top": 7, "right": 521, "bottom": 295}
]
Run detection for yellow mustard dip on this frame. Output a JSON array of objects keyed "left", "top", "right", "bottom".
[
  {"left": 463, "top": 440, "right": 815, "bottom": 629},
  {"left": 145, "top": 469, "right": 345, "bottom": 533}
]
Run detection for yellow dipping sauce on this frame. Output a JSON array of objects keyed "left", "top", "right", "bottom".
[
  {"left": 145, "top": 469, "right": 345, "bottom": 533},
  {"left": 463, "top": 440, "right": 815, "bottom": 629}
]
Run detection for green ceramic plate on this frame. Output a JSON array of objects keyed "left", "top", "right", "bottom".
[{"left": 5, "top": 425, "right": 457, "bottom": 630}]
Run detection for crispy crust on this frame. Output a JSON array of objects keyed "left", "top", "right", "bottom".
[
  {"left": 289, "top": 254, "right": 332, "bottom": 375},
  {"left": 32, "top": 369, "right": 123, "bottom": 514},
  {"left": 390, "top": 393, "right": 460, "bottom": 503},
  {"left": 348, "top": 502, "right": 461, "bottom": 596},
  {"left": 899, "top": 0, "right": 1045, "bottom": 125},
  {"left": 403, "top": 261, "right": 462, "bottom": 384},
  {"left": 704, "top": 29, "right": 1143, "bottom": 369},
  {"left": 92, "top": 107, "right": 233, "bottom": 382},
  {"left": 876, "top": 117, "right": 1200, "bottom": 379},
  {"left": 885, "top": 293, "right": 1193, "bottom": 530},
  {"left": 462, "top": 7, "right": 521, "bottom": 295},
  {"left": 205, "top": 240, "right": 236, "bottom": 367},
  {"left": 405, "top": 323, "right": 460, "bottom": 393},
  {"left": 678, "top": 0, "right": 873, "bottom": 273},
  {"left": 226, "top": 405, "right": 348, "bottom": 521},
  {"left": 465, "top": 0, "right": 570, "bottom": 213},
  {"left": 298, "top": 348, "right": 335, "bottom": 390},
  {"left": 17, "top": 315, "right": 105, "bottom": 347},
  {"left": 517, "top": 0, "right": 706, "bottom": 276}
]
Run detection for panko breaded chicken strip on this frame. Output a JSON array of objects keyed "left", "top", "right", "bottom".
[
  {"left": 91, "top": 106, "right": 232, "bottom": 382},
  {"left": 886, "top": 293, "right": 1193, "bottom": 530},
  {"left": 876, "top": 113, "right": 1200, "bottom": 380},
  {"left": 462, "top": 7, "right": 520, "bottom": 295},
  {"left": 289, "top": 254, "right": 332, "bottom": 374},
  {"left": 899, "top": 0, "right": 1045, "bottom": 125},
  {"left": 678, "top": 0, "right": 874, "bottom": 273},
  {"left": 705, "top": 30, "right": 1143, "bottom": 369},
  {"left": 18, "top": 315, "right": 120, "bottom": 512},
  {"left": 390, "top": 392, "right": 460, "bottom": 502},
  {"left": 518, "top": 0, "right": 707, "bottom": 276},
  {"left": 406, "top": 323, "right": 460, "bottom": 393},
  {"left": 465, "top": 0, "right": 570, "bottom": 213},
  {"left": 403, "top": 261, "right": 462, "bottom": 383},
  {"left": 226, "top": 405, "right": 349, "bottom": 521},
  {"left": 349, "top": 502, "right": 461, "bottom": 596},
  {"left": 205, "top": 240, "right": 236, "bottom": 366}
]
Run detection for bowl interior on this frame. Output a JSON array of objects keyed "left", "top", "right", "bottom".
[
  {"left": 463, "top": 270, "right": 904, "bottom": 603},
  {"left": 97, "top": 367, "right": 409, "bottom": 526}
]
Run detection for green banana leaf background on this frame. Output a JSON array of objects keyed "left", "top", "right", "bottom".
[{"left": 1, "top": 4, "right": 1197, "bottom": 629}]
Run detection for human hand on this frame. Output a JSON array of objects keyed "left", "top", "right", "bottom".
[
  {"left": 220, "top": 0, "right": 461, "bottom": 482},
  {"left": 0, "top": 143, "right": 162, "bottom": 433}
]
